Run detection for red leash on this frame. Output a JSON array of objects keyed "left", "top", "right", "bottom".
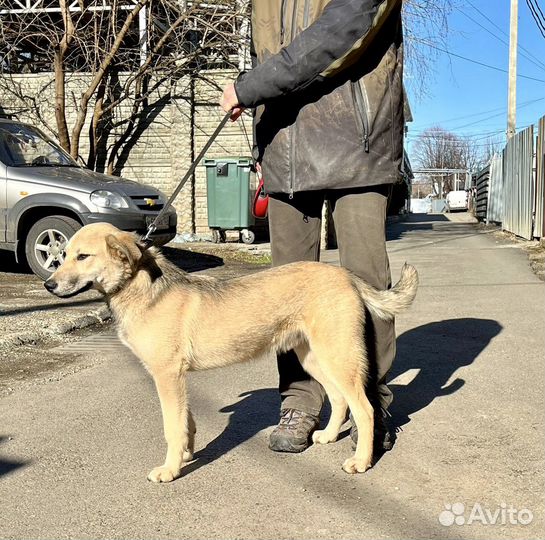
[{"left": 252, "top": 166, "right": 269, "bottom": 219}]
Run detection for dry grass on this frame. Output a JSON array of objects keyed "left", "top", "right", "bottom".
[
  {"left": 491, "top": 229, "right": 545, "bottom": 281},
  {"left": 173, "top": 243, "right": 272, "bottom": 266}
]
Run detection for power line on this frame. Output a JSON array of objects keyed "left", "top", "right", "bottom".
[
  {"left": 456, "top": 6, "right": 545, "bottom": 72},
  {"left": 466, "top": 0, "right": 545, "bottom": 70},
  {"left": 526, "top": 0, "right": 545, "bottom": 37},
  {"left": 527, "top": 0, "right": 545, "bottom": 30},
  {"left": 406, "top": 129, "right": 505, "bottom": 141},
  {"left": 408, "top": 139, "right": 505, "bottom": 148},
  {"left": 415, "top": 39, "right": 545, "bottom": 83},
  {"left": 407, "top": 124, "right": 533, "bottom": 137},
  {"left": 410, "top": 96, "right": 544, "bottom": 130},
  {"left": 408, "top": 126, "right": 520, "bottom": 137},
  {"left": 534, "top": 0, "right": 545, "bottom": 21},
  {"left": 450, "top": 97, "right": 544, "bottom": 130},
  {"left": 407, "top": 134, "right": 520, "bottom": 149},
  {"left": 407, "top": 123, "right": 536, "bottom": 142}
]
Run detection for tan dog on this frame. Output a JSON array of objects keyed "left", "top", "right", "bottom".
[{"left": 45, "top": 223, "right": 418, "bottom": 482}]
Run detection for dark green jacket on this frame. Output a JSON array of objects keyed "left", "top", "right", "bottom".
[{"left": 235, "top": 0, "right": 404, "bottom": 195}]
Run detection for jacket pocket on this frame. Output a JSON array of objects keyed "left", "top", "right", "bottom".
[{"left": 350, "top": 81, "right": 370, "bottom": 152}]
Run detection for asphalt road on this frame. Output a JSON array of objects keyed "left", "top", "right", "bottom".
[{"left": 0, "top": 214, "right": 543, "bottom": 540}]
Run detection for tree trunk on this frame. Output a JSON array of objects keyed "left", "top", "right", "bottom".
[
  {"left": 53, "top": 51, "right": 70, "bottom": 152},
  {"left": 70, "top": 0, "right": 148, "bottom": 161},
  {"left": 87, "top": 77, "right": 107, "bottom": 170}
]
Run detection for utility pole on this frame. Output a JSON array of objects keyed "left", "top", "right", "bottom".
[{"left": 507, "top": 0, "right": 518, "bottom": 139}]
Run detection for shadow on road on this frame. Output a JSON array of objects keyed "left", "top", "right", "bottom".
[
  {"left": 0, "top": 250, "right": 30, "bottom": 275},
  {"left": 0, "top": 436, "right": 29, "bottom": 478},
  {"left": 389, "top": 318, "right": 503, "bottom": 428},
  {"left": 182, "top": 388, "right": 279, "bottom": 477},
  {"left": 0, "top": 297, "right": 102, "bottom": 317},
  {"left": 0, "top": 247, "right": 224, "bottom": 317},
  {"left": 0, "top": 246, "right": 224, "bottom": 276},
  {"left": 162, "top": 247, "right": 224, "bottom": 273},
  {"left": 387, "top": 214, "right": 450, "bottom": 241},
  {"left": 182, "top": 318, "right": 502, "bottom": 475}
]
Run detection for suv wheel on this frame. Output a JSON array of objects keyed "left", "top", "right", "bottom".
[{"left": 25, "top": 216, "right": 81, "bottom": 280}]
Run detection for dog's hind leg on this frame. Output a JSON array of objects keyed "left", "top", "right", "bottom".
[
  {"left": 147, "top": 365, "right": 193, "bottom": 483},
  {"left": 338, "top": 384, "right": 374, "bottom": 474},
  {"left": 309, "top": 340, "right": 374, "bottom": 473},
  {"left": 294, "top": 344, "right": 348, "bottom": 445},
  {"left": 183, "top": 409, "right": 197, "bottom": 462}
]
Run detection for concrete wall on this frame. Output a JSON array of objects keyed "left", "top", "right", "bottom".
[{"left": 0, "top": 70, "right": 254, "bottom": 236}]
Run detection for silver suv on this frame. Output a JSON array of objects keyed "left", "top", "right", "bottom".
[{"left": 0, "top": 118, "right": 177, "bottom": 279}]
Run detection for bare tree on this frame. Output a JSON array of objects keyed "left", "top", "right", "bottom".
[
  {"left": 412, "top": 126, "right": 476, "bottom": 194},
  {"left": 0, "top": 0, "right": 456, "bottom": 174},
  {"left": 0, "top": 0, "right": 250, "bottom": 173},
  {"left": 476, "top": 136, "right": 505, "bottom": 169},
  {"left": 403, "top": 0, "right": 454, "bottom": 99}
]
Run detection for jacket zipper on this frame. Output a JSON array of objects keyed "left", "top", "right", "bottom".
[
  {"left": 289, "top": 130, "right": 295, "bottom": 198},
  {"left": 288, "top": 0, "right": 298, "bottom": 197},
  {"left": 351, "top": 81, "right": 370, "bottom": 152}
]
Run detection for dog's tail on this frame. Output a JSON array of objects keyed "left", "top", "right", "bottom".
[{"left": 354, "top": 263, "right": 419, "bottom": 321}]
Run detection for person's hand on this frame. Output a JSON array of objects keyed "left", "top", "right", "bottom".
[{"left": 220, "top": 82, "right": 244, "bottom": 121}]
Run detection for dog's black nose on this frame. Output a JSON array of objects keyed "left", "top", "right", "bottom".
[{"left": 44, "top": 279, "right": 58, "bottom": 292}]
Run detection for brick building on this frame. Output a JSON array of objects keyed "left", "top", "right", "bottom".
[{"left": 0, "top": 70, "right": 253, "bottom": 237}]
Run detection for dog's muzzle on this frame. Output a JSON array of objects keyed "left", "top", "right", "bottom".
[
  {"left": 44, "top": 279, "right": 93, "bottom": 298},
  {"left": 44, "top": 279, "right": 58, "bottom": 292}
]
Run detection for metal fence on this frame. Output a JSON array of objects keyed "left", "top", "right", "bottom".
[
  {"left": 503, "top": 125, "right": 534, "bottom": 240},
  {"left": 534, "top": 116, "right": 545, "bottom": 239},
  {"left": 474, "top": 117, "right": 545, "bottom": 240},
  {"left": 487, "top": 153, "right": 503, "bottom": 223},
  {"left": 474, "top": 166, "right": 490, "bottom": 221}
]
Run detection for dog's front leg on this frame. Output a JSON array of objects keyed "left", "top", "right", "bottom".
[{"left": 148, "top": 366, "right": 195, "bottom": 483}]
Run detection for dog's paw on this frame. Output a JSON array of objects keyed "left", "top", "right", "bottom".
[
  {"left": 312, "top": 429, "right": 337, "bottom": 445},
  {"left": 342, "top": 456, "right": 371, "bottom": 474},
  {"left": 182, "top": 450, "right": 194, "bottom": 462},
  {"left": 147, "top": 466, "right": 179, "bottom": 483}
]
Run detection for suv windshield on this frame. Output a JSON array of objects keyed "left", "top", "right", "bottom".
[{"left": 0, "top": 123, "right": 78, "bottom": 167}]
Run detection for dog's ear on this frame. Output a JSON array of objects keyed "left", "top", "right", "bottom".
[{"left": 105, "top": 233, "right": 142, "bottom": 269}]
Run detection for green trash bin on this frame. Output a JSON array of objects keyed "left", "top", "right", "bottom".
[{"left": 204, "top": 157, "right": 256, "bottom": 243}]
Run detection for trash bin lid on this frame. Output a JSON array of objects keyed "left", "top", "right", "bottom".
[{"left": 203, "top": 157, "right": 252, "bottom": 167}]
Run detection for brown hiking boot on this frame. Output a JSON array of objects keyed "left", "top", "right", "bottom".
[
  {"left": 350, "top": 408, "right": 397, "bottom": 453},
  {"left": 269, "top": 408, "right": 320, "bottom": 453}
]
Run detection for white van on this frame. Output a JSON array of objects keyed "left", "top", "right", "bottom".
[{"left": 446, "top": 190, "right": 468, "bottom": 212}]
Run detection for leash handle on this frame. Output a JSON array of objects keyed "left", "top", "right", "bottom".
[{"left": 142, "top": 111, "right": 232, "bottom": 245}]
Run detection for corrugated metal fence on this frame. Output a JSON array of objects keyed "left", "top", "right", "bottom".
[
  {"left": 534, "top": 117, "right": 545, "bottom": 239},
  {"left": 503, "top": 126, "right": 534, "bottom": 240},
  {"left": 474, "top": 115, "right": 545, "bottom": 240},
  {"left": 474, "top": 166, "right": 489, "bottom": 221},
  {"left": 487, "top": 153, "right": 503, "bottom": 223}
]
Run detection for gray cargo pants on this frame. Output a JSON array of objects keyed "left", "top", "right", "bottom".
[{"left": 268, "top": 185, "right": 395, "bottom": 417}]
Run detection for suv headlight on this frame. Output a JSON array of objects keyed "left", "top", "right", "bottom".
[{"left": 90, "top": 190, "right": 128, "bottom": 209}]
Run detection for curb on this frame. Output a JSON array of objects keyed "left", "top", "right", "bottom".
[{"left": 0, "top": 305, "right": 111, "bottom": 350}]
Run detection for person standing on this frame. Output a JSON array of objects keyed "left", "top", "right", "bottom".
[{"left": 221, "top": 0, "right": 404, "bottom": 454}]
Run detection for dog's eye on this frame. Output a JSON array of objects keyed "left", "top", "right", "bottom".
[{"left": 76, "top": 254, "right": 90, "bottom": 261}]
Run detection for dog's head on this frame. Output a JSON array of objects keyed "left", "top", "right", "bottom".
[{"left": 44, "top": 223, "right": 144, "bottom": 298}]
